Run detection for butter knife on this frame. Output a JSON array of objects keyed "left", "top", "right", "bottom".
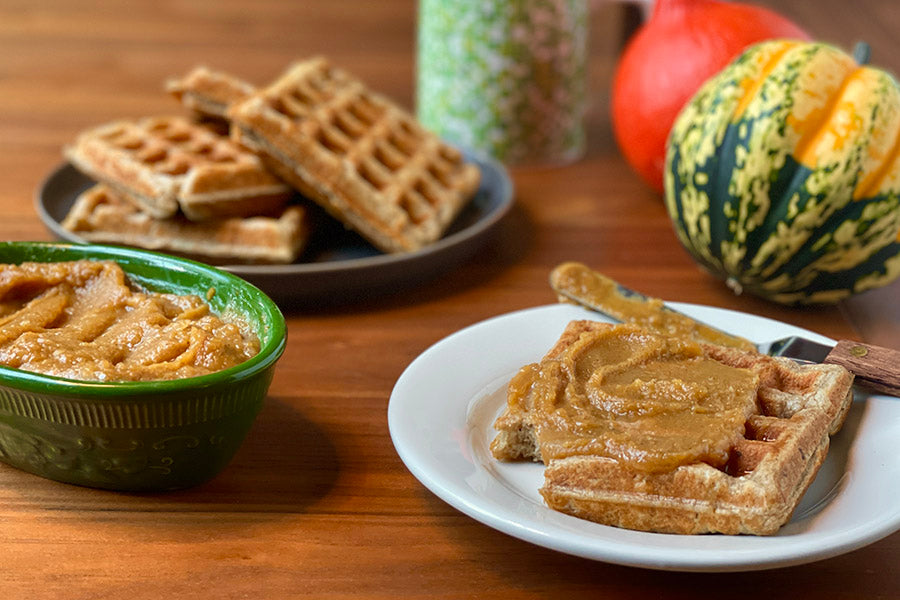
[{"left": 549, "top": 262, "right": 900, "bottom": 397}]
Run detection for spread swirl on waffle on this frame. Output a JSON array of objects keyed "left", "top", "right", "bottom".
[
  {"left": 65, "top": 116, "right": 291, "bottom": 221},
  {"left": 228, "top": 57, "right": 481, "bottom": 253},
  {"left": 491, "top": 320, "right": 854, "bottom": 535}
]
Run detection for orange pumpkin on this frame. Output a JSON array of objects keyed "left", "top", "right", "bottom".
[{"left": 611, "top": 0, "right": 809, "bottom": 192}]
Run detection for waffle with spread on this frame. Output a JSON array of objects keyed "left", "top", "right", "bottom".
[
  {"left": 228, "top": 57, "right": 481, "bottom": 253},
  {"left": 65, "top": 116, "right": 291, "bottom": 221},
  {"left": 62, "top": 184, "right": 308, "bottom": 264},
  {"left": 491, "top": 320, "right": 854, "bottom": 535}
]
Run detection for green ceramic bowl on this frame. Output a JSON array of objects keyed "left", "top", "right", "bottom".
[{"left": 0, "top": 242, "right": 286, "bottom": 491}]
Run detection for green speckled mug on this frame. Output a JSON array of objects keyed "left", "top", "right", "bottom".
[{"left": 417, "top": 0, "right": 588, "bottom": 165}]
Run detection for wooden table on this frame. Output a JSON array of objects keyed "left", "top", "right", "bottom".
[{"left": 0, "top": 1, "right": 897, "bottom": 597}]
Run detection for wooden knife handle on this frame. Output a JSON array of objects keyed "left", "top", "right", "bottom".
[{"left": 825, "top": 340, "right": 900, "bottom": 397}]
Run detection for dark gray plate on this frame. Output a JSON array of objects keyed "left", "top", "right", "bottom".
[{"left": 35, "top": 152, "right": 513, "bottom": 307}]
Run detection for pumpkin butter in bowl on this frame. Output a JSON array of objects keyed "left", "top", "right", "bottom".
[
  {"left": 0, "top": 242, "right": 285, "bottom": 491},
  {"left": 0, "top": 260, "right": 260, "bottom": 382}
]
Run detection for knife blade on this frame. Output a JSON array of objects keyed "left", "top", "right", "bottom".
[
  {"left": 549, "top": 262, "right": 900, "bottom": 397},
  {"left": 756, "top": 335, "right": 832, "bottom": 363}
]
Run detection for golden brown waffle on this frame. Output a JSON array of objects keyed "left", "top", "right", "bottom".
[
  {"left": 166, "top": 66, "right": 256, "bottom": 121},
  {"left": 62, "top": 184, "right": 309, "bottom": 264},
  {"left": 65, "top": 116, "right": 291, "bottom": 221},
  {"left": 228, "top": 56, "right": 482, "bottom": 253},
  {"left": 491, "top": 320, "right": 854, "bottom": 535}
]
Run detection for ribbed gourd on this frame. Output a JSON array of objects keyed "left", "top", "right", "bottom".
[{"left": 665, "top": 39, "right": 900, "bottom": 304}]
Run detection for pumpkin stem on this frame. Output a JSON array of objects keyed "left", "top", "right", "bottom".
[
  {"left": 725, "top": 277, "right": 744, "bottom": 296},
  {"left": 853, "top": 41, "right": 871, "bottom": 65}
]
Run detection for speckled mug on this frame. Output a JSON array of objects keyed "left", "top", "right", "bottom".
[{"left": 416, "top": 0, "right": 588, "bottom": 166}]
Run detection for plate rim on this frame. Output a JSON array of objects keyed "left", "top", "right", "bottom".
[{"left": 388, "top": 303, "right": 900, "bottom": 572}]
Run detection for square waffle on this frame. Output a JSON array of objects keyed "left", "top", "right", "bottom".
[
  {"left": 491, "top": 320, "right": 854, "bottom": 535},
  {"left": 65, "top": 116, "right": 291, "bottom": 221},
  {"left": 228, "top": 57, "right": 481, "bottom": 253},
  {"left": 62, "top": 184, "right": 309, "bottom": 264},
  {"left": 166, "top": 66, "right": 255, "bottom": 121}
]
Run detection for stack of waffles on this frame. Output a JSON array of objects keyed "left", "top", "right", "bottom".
[
  {"left": 64, "top": 115, "right": 305, "bottom": 264},
  {"left": 62, "top": 58, "right": 481, "bottom": 264}
]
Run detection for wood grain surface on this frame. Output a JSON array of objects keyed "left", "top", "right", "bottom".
[
  {"left": 0, "top": 1, "right": 897, "bottom": 598},
  {"left": 826, "top": 340, "right": 900, "bottom": 396}
]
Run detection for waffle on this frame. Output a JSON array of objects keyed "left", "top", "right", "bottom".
[
  {"left": 166, "top": 66, "right": 255, "bottom": 121},
  {"left": 65, "top": 116, "right": 291, "bottom": 221},
  {"left": 228, "top": 57, "right": 482, "bottom": 253},
  {"left": 491, "top": 320, "right": 854, "bottom": 535},
  {"left": 61, "top": 184, "right": 309, "bottom": 264}
]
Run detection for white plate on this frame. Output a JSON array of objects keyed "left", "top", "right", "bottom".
[{"left": 388, "top": 303, "right": 900, "bottom": 572}]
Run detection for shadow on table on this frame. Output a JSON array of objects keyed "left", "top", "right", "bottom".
[
  {"left": 181, "top": 394, "right": 341, "bottom": 510},
  {"left": 0, "top": 394, "right": 340, "bottom": 530},
  {"left": 275, "top": 200, "right": 534, "bottom": 315},
  {"left": 431, "top": 482, "right": 896, "bottom": 597}
]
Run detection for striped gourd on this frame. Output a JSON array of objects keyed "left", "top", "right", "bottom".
[{"left": 665, "top": 39, "right": 900, "bottom": 304}]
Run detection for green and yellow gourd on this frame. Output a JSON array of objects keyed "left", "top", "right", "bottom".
[{"left": 665, "top": 39, "right": 900, "bottom": 304}]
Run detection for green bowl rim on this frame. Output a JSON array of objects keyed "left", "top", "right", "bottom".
[{"left": 0, "top": 241, "right": 286, "bottom": 397}]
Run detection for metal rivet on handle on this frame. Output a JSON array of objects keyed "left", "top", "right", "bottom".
[{"left": 850, "top": 345, "right": 869, "bottom": 358}]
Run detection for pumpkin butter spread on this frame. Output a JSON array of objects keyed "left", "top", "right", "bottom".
[
  {"left": 550, "top": 262, "right": 756, "bottom": 351},
  {"left": 492, "top": 323, "right": 760, "bottom": 473},
  {"left": 0, "top": 260, "right": 259, "bottom": 382}
]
